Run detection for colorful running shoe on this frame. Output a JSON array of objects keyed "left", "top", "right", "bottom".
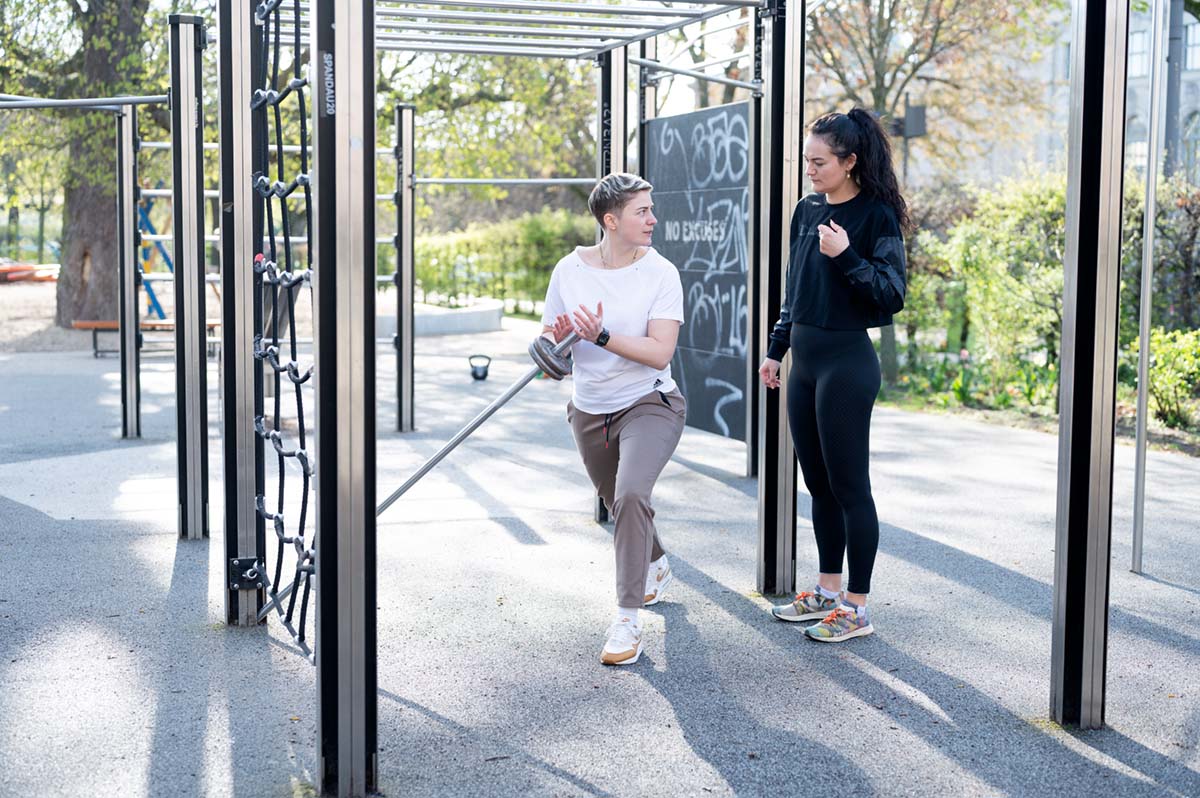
[
  {"left": 771, "top": 588, "right": 841, "bottom": 622},
  {"left": 804, "top": 605, "right": 874, "bottom": 642}
]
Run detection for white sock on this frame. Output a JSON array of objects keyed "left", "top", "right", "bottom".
[
  {"left": 616, "top": 607, "right": 641, "bottom": 626},
  {"left": 816, "top": 584, "right": 840, "bottom": 600}
]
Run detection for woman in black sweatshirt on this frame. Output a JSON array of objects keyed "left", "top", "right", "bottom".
[{"left": 759, "top": 108, "right": 908, "bottom": 643}]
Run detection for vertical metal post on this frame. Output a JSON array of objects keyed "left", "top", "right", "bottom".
[
  {"left": 1051, "top": 0, "right": 1129, "bottom": 730},
  {"left": 1133, "top": 0, "right": 1168, "bottom": 575},
  {"left": 219, "top": 0, "right": 266, "bottom": 626},
  {"left": 593, "top": 46, "right": 628, "bottom": 525},
  {"left": 756, "top": 0, "right": 803, "bottom": 595},
  {"left": 395, "top": 103, "right": 416, "bottom": 434},
  {"left": 745, "top": 12, "right": 763, "bottom": 479},
  {"left": 636, "top": 37, "right": 656, "bottom": 176},
  {"left": 117, "top": 105, "right": 141, "bottom": 439},
  {"left": 597, "top": 48, "right": 627, "bottom": 178},
  {"left": 170, "top": 15, "right": 210, "bottom": 541},
  {"left": 1164, "top": 0, "right": 1184, "bottom": 175},
  {"left": 312, "top": 0, "right": 378, "bottom": 793}
]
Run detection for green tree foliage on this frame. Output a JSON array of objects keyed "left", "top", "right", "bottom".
[
  {"left": 378, "top": 54, "right": 598, "bottom": 233},
  {"left": 1129, "top": 327, "right": 1200, "bottom": 429},
  {"left": 409, "top": 209, "right": 594, "bottom": 312},
  {"left": 914, "top": 174, "right": 1066, "bottom": 408},
  {"left": 0, "top": 113, "right": 67, "bottom": 262},
  {"left": 0, "top": 0, "right": 158, "bottom": 324},
  {"left": 804, "top": 0, "right": 1067, "bottom": 383},
  {"left": 1121, "top": 175, "right": 1200, "bottom": 344}
]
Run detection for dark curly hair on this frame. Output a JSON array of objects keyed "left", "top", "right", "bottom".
[{"left": 810, "top": 108, "right": 911, "bottom": 233}]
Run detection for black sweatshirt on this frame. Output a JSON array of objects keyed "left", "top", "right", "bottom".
[{"left": 766, "top": 191, "right": 907, "bottom": 361}]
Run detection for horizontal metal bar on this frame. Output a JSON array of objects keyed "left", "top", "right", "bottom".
[
  {"left": 377, "top": 332, "right": 580, "bottom": 517},
  {"left": 141, "top": 273, "right": 222, "bottom": 283},
  {"left": 378, "top": 42, "right": 586, "bottom": 57},
  {"left": 288, "top": 17, "right": 650, "bottom": 38},
  {"left": 142, "top": 188, "right": 221, "bottom": 199},
  {"left": 579, "top": 3, "right": 745, "bottom": 58},
  {"left": 282, "top": 25, "right": 622, "bottom": 49},
  {"left": 630, "top": 55, "right": 758, "bottom": 90},
  {"left": 363, "top": 33, "right": 608, "bottom": 48},
  {"left": 671, "top": 14, "right": 752, "bottom": 50},
  {"left": 306, "top": 7, "right": 677, "bottom": 29},
  {"left": 324, "top": 20, "right": 633, "bottom": 38},
  {"left": 415, "top": 176, "right": 594, "bottom": 185},
  {"left": 141, "top": 140, "right": 393, "bottom": 157},
  {"left": 0, "top": 92, "right": 123, "bottom": 113},
  {"left": 377, "top": 0, "right": 710, "bottom": 18},
  {"left": 140, "top": 140, "right": 220, "bottom": 151},
  {"left": 146, "top": 233, "right": 312, "bottom": 244},
  {"left": 0, "top": 94, "right": 168, "bottom": 111},
  {"left": 663, "top": 50, "right": 751, "bottom": 74}
]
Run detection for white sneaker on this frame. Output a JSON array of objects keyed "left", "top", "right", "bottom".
[
  {"left": 600, "top": 616, "right": 642, "bottom": 666},
  {"left": 644, "top": 555, "right": 673, "bottom": 606}
]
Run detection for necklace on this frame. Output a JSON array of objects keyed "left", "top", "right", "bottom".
[{"left": 600, "top": 243, "right": 641, "bottom": 270}]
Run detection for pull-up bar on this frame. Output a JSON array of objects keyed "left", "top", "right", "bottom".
[
  {"left": 379, "top": 0, "right": 715, "bottom": 18},
  {"left": 415, "top": 176, "right": 595, "bottom": 185},
  {"left": 0, "top": 94, "right": 169, "bottom": 111},
  {"left": 631, "top": 56, "right": 759, "bottom": 92}
]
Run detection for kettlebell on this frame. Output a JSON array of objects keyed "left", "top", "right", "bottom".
[{"left": 469, "top": 354, "right": 491, "bottom": 381}]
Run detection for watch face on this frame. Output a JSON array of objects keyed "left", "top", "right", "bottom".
[{"left": 597, "top": 329, "right": 610, "bottom": 347}]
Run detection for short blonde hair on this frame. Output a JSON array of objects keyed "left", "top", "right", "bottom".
[{"left": 588, "top": 172, "right": 653, "bottom": 229}]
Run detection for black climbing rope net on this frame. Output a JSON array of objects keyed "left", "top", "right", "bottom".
[{"left": 250, "top": 0, "right": 316, "bottom": 659}]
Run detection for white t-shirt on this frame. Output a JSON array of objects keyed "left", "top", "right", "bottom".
[{"left": 541, "top": 246, "right": 685, "bottom": 414}]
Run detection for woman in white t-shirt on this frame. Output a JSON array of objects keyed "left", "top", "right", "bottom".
[{"left": 541, "top": 172, "right": 686, "bottom": 666}]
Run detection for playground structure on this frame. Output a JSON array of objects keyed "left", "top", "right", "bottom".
[{"left": 0, "top": 2, "right": 1155, "bottom": 796}]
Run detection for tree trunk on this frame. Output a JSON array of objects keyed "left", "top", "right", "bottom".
[
  {"left": 7, "top": 205, "right": 18, "bottom": 260},
  {"left": 57, "top": 173, "right": 120, "bottom": 324},
  {"left": 879, "top": 325, "right": 899, "bottom": 384},
  {"left": 905, "top": 319, "right": 920, "bottom": 372},
  {"left": 36, "top": 205, "right": 46, "bottom": 264},
  {"left": 53, "top": 0, "right": 151, "bottom": 326}
]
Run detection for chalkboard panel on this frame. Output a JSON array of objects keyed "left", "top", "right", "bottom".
[{"left": 645, "top": 103, "right": 751, "bottom": 440}]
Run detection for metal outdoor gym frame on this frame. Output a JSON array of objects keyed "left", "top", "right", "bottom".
[
  {"left": 0, "top": 95, "right": 151, "bottom": 441},
  {"left": 208, "top": 0, "right": 1136, "bottom": 794},
  {"left": 0, "top": 17, "right": 210, "bottom": 542}
]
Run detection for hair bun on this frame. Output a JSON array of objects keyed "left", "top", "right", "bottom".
[{"left": 846, "top": 108, "right": 873, "bottom": 126}]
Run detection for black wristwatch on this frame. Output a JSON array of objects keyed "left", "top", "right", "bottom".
[{"left": 595, "top": 328, "right": 611, "bottom": 347}]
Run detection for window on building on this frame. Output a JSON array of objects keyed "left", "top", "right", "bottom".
[
  {"left": 1129, "top": 30, "right": 1149, "bottom": 78},
  {"left": 1188, "top": 22, "right": 1200, "bottom": 70},
  {"left": 1185, "top": 112, "right": 1200, "bottom": 184}
]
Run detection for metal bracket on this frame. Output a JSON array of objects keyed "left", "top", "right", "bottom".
[{"left": 229, "top": 557, "right": 265, "bottom": 591}]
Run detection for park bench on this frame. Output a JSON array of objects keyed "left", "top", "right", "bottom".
[{"left": 72, "top": 318, "right": 221, "bottom": 358}]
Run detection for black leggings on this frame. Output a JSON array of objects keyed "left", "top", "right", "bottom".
[{"left": 786, "top": 324, "right": 881, "bottom": 595}]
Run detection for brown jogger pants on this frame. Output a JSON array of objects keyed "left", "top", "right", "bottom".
[{"left": 568, "top": 388, "right": 687, "bottom": 608}]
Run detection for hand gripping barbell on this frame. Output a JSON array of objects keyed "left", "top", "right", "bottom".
[{"left": 528, "top": 334, "right": 573, "bottom": 380}]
